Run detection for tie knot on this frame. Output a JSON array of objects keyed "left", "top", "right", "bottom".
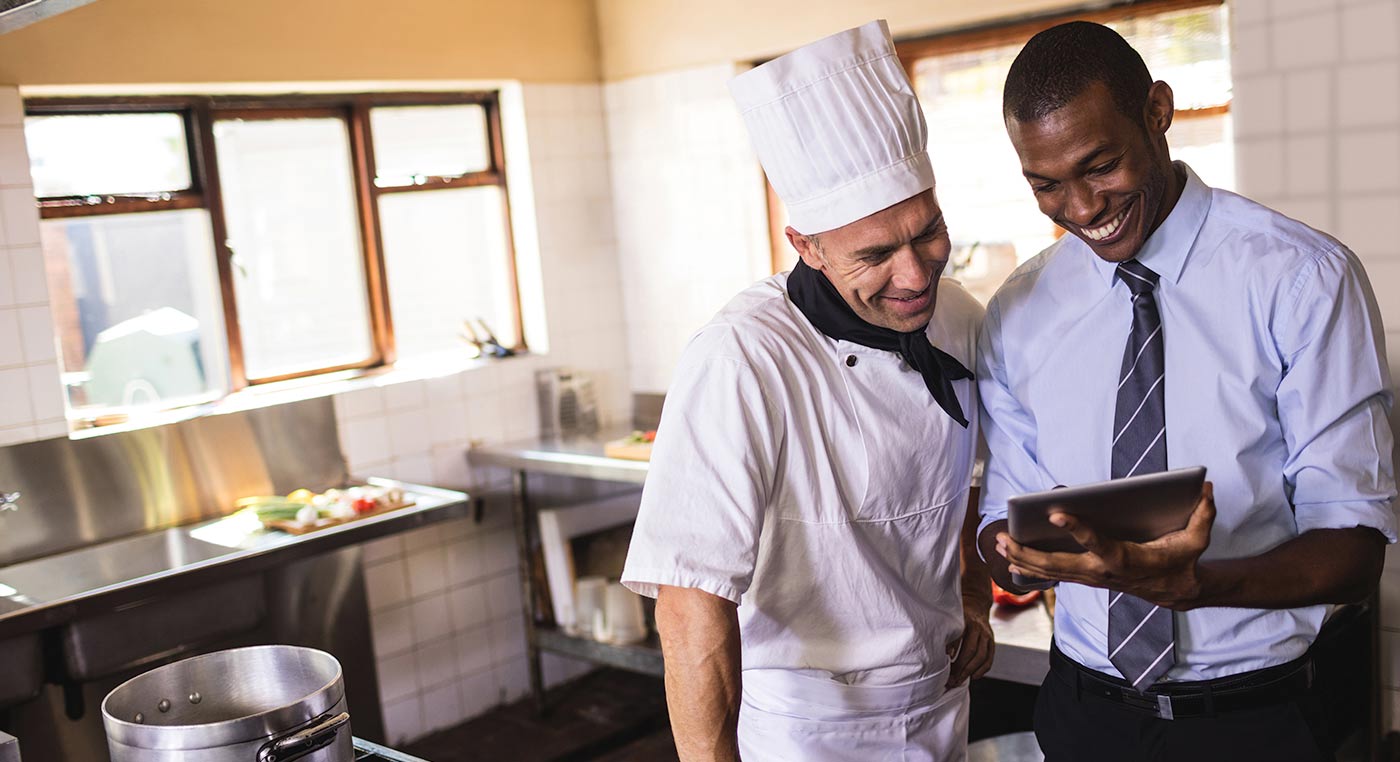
[{"left": 1117, "top": 260, "right": 1160, "bottom": 296}]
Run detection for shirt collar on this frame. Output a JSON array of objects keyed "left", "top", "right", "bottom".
[{"left": 1089, "top": 161, "right": 1212, "bottom": 288}]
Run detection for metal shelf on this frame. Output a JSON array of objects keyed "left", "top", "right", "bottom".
[
  {"left": 535, "top": 627, "right": 664, "bottom": 677},
  {"left": 470, "top": 431, "right": 1055, "bottom": 714}
]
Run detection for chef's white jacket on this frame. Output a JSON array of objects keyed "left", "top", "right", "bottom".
[{"left": 622, "top": 272, "right": 984, "bottom": 686}]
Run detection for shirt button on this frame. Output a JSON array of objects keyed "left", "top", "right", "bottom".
[{"left": 845, "top": 355, "right": 858, "bottom": 367}]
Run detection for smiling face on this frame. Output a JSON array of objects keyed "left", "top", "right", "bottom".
[
  {"left": 787, "top": 189, "right": 950, "bottom": 333},
  {"left": 1006, "top": 80, "right": 1183, "bottom": 264}
]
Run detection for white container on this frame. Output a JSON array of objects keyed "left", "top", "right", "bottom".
[
  {"left": 573, "top": 576, "right": 608, "bottom": 639},
  {"left": 601, "top": 582, "right": 648, "bottom": 645}
]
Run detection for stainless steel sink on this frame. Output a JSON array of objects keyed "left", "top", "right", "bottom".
[
  {"left": 61, "top": 574, "right": 265, "bottom": 682},
  {"left": 0, "top": 634, "right": 41, "bottom": 710}
]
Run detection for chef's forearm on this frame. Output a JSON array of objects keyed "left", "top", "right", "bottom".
[
  {"left": 960, "top": 490, "right": 993, "bottom": 609},
  {"left": 655, "top": 585, "right": 743, "bottom": 762}
]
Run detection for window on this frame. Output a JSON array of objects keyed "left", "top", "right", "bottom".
[
  {"left": 24, "top": 92, "right": 521, "bottom": 425},
  {"left": 766, "top": 0, "right": 1232, "bottom": 304}
]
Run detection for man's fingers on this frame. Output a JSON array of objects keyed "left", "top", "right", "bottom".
[
  {"left": 947, "top": 633, "right": 972, "bottom": 686},
  {"left": 959, "top": 627, "right": 994, "bottom": 683},
  {"left": 970, "top": 635, "right": 994, "bottom": 680},
  {"left": 1052, "top": 511, "right": 1113, "bottom": 556},
  {"left": 1005, "top": 541, "right": 1098, "bottom": 581},
  {"left": 1186, "top": 481, "right": 1217, "bottom": 535}
]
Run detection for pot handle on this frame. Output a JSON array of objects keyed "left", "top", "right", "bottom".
[{"left": 257, "top": 710, "right": 350, "bottom": 762}]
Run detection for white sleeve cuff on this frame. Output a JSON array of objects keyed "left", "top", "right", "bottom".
[{"left": 621, "top": 568, "right": 745, "bottom": 605}]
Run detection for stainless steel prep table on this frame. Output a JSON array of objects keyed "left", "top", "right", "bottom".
[
  {"left": 0, "top": 479, "right": 471, "bottom": 640},
  {"left": 469, "top": 429, "right": 1052, "bottom": 707}
]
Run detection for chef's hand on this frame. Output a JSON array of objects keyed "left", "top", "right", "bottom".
[
  {"left": 946, "top": 597, "right": 994, "bottom": 687},
  {"left": 996, "top": 482, "right": 1216, "bottom": 610}
]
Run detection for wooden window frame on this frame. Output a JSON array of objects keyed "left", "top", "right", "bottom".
[
  {"left": 25, "top": 90, "right": 523, "bottom": 406},
  {"left": 766, "top": 0, "right": 1228, "bottom": 273}
]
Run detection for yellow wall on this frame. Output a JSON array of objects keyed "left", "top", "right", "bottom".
[
  {"left": 0, "top": 0, "right": 602, "bottom": 85},
  {"left": 595, "top": 0, "right": 1086, "bottom": 80}
]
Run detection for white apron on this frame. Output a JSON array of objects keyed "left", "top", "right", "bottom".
[{"left": 737, "top": 667, "right": 970, "bottom": 761}]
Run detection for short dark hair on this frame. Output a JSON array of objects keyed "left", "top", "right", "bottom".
[{"left": 1003, "top": 21, "right": 1153, "bottom": 125}]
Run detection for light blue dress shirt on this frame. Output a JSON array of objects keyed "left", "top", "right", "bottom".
[{"left": 977, "top": 163, "right": 1398, "bottom": 681}]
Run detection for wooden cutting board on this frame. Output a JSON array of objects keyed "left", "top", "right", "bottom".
[
  {"left": 264, "top": 501, "right": 415, "bottom": 535},
  {"left": 602, "top": 438, "right": 653, "bottom": 461}
]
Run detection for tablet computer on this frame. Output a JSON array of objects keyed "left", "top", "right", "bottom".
[{"left": 1007, "top": 466, "right": 1207, "bottom": 555}]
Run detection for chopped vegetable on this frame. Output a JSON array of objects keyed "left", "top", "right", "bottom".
[{"left": 287, "top": 488, "right": 315, "bottom": 504}]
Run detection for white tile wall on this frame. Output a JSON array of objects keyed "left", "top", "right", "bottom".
[
  {"left": 603, "top": 64, "right": 774, "bottom": 393},
  {"left": 519, "top": 83, "right": 632, "bottom": 416},
  {"left": 331, "top": 83, "right": 622, "bottom": 745},
  {"left": 1231, "top": 0, "right": 1400, "bottom": 732},
  {"left": 0, "top": 85, "right": 63, "bottom": 444}
]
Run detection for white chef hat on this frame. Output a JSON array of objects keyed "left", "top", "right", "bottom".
[{"left": 729, "top": 20, "right": 933, "bottom": 235}]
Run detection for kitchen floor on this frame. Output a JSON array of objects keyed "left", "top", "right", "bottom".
[
  {"left": 402, "top": 669, "right": 1377, "bottom": 762},
  {"left": 403, "top": 669, "right": 678, "bottom": 762}
]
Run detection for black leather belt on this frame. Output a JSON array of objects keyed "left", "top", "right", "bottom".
[{"left": 1049, "top": 642, "right": 1314, "bottom": 720}]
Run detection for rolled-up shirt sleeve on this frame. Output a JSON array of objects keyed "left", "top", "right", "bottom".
[
  {"left": 975, "top": 298, "right": 1055, "bottom": 556},
  {"left": 622, "top": 328, "right": 783, "bottom": 604},
  {"left": 1276, "top": 246, "right": 1398, "bottom": 541}
]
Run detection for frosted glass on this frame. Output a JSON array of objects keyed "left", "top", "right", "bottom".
[{"left": 214, "top": 117, "right": 375, "bottom": 379}]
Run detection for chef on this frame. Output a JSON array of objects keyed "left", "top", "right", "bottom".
[{"left": 621, "top": 20, "right": 993, "bottom": 762}]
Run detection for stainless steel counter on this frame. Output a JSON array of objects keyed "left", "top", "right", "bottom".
[
  {"left": 0, "top": 479, "right": 470, "bottom": 640},
  {"left": 469, "top": 426, "right": 649, "bottom": 485},
  {"left": 469, "top": 431, "right": 1053, "bottom": 687}
]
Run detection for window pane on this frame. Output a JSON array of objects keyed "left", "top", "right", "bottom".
[
  {"left": 913, "top": 40, "right": 1058, "bottom": 302},
  {"left": 1169, "top": 112, "right": 1234, "bottom": 191},
  {"left": 25, "top": 113, "right": 192, "bottom": 198},
  {"left": 378, "top": 186, "right": 517, "bottom": 358},
  {"left": 214, "top": 117, "right": 375, "bottom": 379},
  {"left": 1110, "top": 8, "right": 1232, "bottom": 110},
  {"left": 39, "top": 209, "right": 229, "bottom": 412},
  {"left": 370, "top": 105, "right": 491, "bottom": 186},
  {"left": 908, "top": 4, "right": 1232, "bottom": 302}
]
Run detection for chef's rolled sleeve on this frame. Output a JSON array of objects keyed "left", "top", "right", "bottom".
[{"left": 622, "top": 328, "right": 782, "bottom": 604}]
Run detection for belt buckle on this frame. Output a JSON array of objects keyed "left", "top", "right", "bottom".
[
  {"left": 1120, "top": 688, "right": 1175, "bottom": 720},
  {"left": 1156, "top": 693, "right": 1175, "bottom": 721}
]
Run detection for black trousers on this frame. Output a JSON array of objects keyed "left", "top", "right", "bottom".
[{"left": 1033, "top": 660, "right": 1334, "bottom": 762}]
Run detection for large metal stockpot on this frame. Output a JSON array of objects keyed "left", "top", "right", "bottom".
[{"left": 101, "top": 645, "right": 353, "bottom": 762}]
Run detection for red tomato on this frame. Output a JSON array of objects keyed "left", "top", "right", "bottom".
[
  {"left": 352, "top": 497, "right": 378, "bottom": 515},
  {"left": 642, "top": 430, "right": 657, "bottom": 443},
  {"left": 992, "top": 581, "right": 1041, "bottom": 607}
]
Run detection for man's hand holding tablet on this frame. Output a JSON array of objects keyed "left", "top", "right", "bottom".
[{"left": 996, "top": 467, "right": 1217, "bottom": 610}]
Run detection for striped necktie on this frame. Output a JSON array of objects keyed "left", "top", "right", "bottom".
[{"left": 1107, "top": 259, "right": 1176, "bottom": 691}]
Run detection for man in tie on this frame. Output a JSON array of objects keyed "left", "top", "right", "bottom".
[{"left": 976, "top": 21, "right": 1396, "bottom": 761}]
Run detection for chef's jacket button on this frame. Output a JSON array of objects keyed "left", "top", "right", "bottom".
[{"left": 845, "top": 355, "right": 857, "bottom": 367}]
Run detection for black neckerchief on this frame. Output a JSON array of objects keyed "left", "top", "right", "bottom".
[{"left": 787, "top": 259, "right": 973, "bottom": 428}]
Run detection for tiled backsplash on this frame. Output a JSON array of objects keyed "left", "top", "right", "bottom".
[
  {"left": 0, "top": 85, "right": 64, "bottom": 445},
  {"left": 360, "top": 511, "right": 540, "bottom": 743},
  {"left": 603, "top": 64, "right": 774, "bottom": 394},
  {"left": 1231, "top": 0, "right": 1400, "bottom": 732}
]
